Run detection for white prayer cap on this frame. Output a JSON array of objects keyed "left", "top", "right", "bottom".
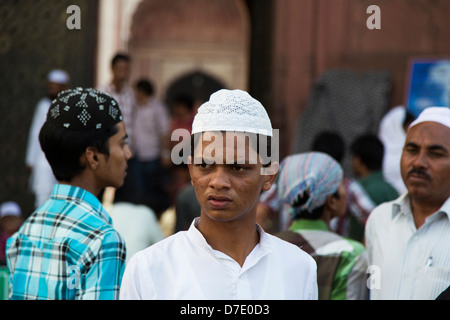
[
  {"left": 0, "top": 201, "right": 22, "bottom": 218},
  {"left": 409, "top": 107, "right": 450, "bottom": 129},
  {"left": 192, "top": 89, "right": 273, "bottom": 136},
  {"left": 47, "top": 69, "right": 70, "bottom": 84}
]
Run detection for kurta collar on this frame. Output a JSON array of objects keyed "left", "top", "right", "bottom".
[{"left": 186, "top": 217, "right": 275, "bottom": 264}]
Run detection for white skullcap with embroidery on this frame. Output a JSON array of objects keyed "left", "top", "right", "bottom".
[
  {"left": 192, "top": 89, "right": 273, "bottom": 136},
  {"left": 409, "top": 106, "right": 450, "bottom": 129}
]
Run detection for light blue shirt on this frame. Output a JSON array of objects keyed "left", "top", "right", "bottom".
[{"left": 6, "top": 184, "right": 126, "bottom": 300}]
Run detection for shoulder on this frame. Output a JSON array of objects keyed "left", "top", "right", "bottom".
[
  {"left": 366, "top": 197, "right": 397, "bottom": 226},
  {"left": 365, "top": 195, "right": 402, "bottom": 244},
  {"left": 265, "top": 233, "right": 317, "bottom": 298},
  {"left": 120, "top": 233, "right": 187, "bottom": 299},
  {"left": 128, "top": 231, "right": 185, "bottom": 263},
  {"left": 267, "top": 233, "right": 317, "bottom": 270}
]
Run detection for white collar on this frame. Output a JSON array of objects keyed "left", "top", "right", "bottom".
[
  {"left": 186, "top": 217, "right": 275, "bottom": 268},
  {"left": 392, "top": 193, "right": 450, "bottom": 223}
]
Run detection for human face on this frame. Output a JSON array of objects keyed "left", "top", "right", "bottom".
[
  {"left": 188, "top": 132, "right": 277, "bottom": 223},
  {"left": 47, "top": 81, "right": 68, "bottom": 100},
  {"left": 95, "top": 122, "right": 132, "bottom": 189},
  {"left": 112, "top": 60, "right": 130, "bottom": 83},
  {"left": 332, "top": 180, "right": 348, "bottom": 218},
  {"left": 401, "top": 122, "right": 450, "bottom": 205}
]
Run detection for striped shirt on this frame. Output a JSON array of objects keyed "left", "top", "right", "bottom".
[
  {"left": 6, "top": 184, "right": 126, "bottom": 300},
  {"left": 277, "top": 219, "right": 369, "bottom": 300},
  {"left": 365, "top": 193, "right": 450, "bottom": 299}
]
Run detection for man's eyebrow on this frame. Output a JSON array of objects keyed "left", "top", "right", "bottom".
[
  {"left": 404, "top": 142, "right": 419, "bottom": 148},
  {"left": 428, "top": 144, "right": 448, "bottom": 153},
  {"left": 405, "top": 142, "right": 448, "bottom": 153}
]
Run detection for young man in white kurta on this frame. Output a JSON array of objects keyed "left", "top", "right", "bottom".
[
  {"left": 120, "top": 218, "right": 317, "bottom": 299},
  {"left": 119, "top": 89, "right": 317, "bottom": 300}
]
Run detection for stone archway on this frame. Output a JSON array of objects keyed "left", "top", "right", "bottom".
[{"left": 128, "top": 0, "right": 250, "bottom": 100}]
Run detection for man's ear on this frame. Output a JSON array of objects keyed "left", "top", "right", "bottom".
[
  {"left": 83, "top": 146, "right": 100, "bottom": 170},
  {"left": 262, "top": 161, "right": 279, "bottom": 192},
  {"left": 325, "top": 193, "right": 338, "bottom": 212},
  {"left": 187, "top": 155, "right": 194, "bottom": 186}
]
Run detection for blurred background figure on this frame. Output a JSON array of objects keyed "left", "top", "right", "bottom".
[
  {"left": 98, "top": 53, "right": 135, "bottom": 134},
  {"left": 312, "top": 131, "right": 377, "bottom": 238},
  {"left": 276, "top": 152, "right": 368, "bottom": 300},
  {"left": 311, "top": 131, "right": 349, "bottom": 235},
  {"left": 349, "top": 133, "right": 399, "bottom": 242},
  {"left": 163, "top": 93, "right": 197, "bottom": 206},
  {"left": 109, "top": 202, "right": 164, "bottom": 264},
  {"left": 130, "top": 79, "right": 171, "bottom": 214},
  {"left": 98, "top": 53, "right": 136, "bottom": 203},
  {"left": 25, "top": 69, "right": 70, "bottom": 209},
  {"left": 174, "top": 184, "right": 200, "bottom": 232},
  {"left": 0, "top": 202, "right": 24, "bottom": 266},
  {"left": 378, "top": 106, "right": 415, "bottom": 195}
]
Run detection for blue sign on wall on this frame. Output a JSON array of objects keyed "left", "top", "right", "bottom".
[{"left": 406, "top": 59, "right": 450, "bottom": 118}]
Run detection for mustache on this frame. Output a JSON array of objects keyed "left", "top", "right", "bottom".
[{"left": 407, "top": 168, "right": 431, "bottom": 181}]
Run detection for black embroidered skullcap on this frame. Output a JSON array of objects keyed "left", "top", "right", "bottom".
[{"left": 46, "top": 87, "right": 123, "bottom": 130}]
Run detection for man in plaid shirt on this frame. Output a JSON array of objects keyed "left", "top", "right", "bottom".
[{"left": 6, "top": 88, "right": 132, "bottom": 299}]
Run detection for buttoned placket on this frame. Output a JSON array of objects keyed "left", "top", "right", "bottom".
[
  {"left": 210, "top": 243, "right": 269, "bottom": 299},
  {"left": 187, "top": 219, "right": 274, "bottom": 299}
]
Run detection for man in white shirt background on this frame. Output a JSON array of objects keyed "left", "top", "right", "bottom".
[
  {"left": 25, "top": 69, "right": 70, "bottom": 208},
  {"left": 119, "top": 89, "right": 318, "bottom": 300},
  {"left": 365, "top": 107, "right": 450, "bottom": 299}
]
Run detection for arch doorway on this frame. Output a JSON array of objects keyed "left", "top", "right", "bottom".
[{"left": 128, "top": 0, "right": 250, "bottom": 100}]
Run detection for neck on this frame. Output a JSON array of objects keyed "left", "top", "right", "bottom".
[
  {"left": 197, "top": 214, "right": 259, "bottom": 267},
  {"left": 138, "top": 96, "right": 151, "bottom": 106},
  {"left": 319, "top": 210, "right": 332, "bottom": 228},
  {"left": 60, "top": 175, "right": 101, "bottom": 198},
  {"left": 356, "top": 167, "right": 372, "bottom": 179},
  {"left": 112, "top": 79, "right": 124, "bottom": 92},
  {"left": 410, "top": 197, "right": 444, "bottom": 229}
]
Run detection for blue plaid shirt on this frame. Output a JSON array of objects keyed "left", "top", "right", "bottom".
[{"left": 6, "top": 184, "right": 126, "bottom": 300}]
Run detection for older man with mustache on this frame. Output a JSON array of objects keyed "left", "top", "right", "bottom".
[{"left": 365, "top": 107, "right": 450, "bottom": 300}]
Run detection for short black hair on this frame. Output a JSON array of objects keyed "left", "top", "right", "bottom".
[
  {"left": 293, "top": 189, "right": 340, "bottom": 220},
  {"left": 39, "top": 122, "right": 118, "bottom": 182},
  {"left": 111, "top": 53, "right": 130, "bottom": 68},
  {"left": 350, "top": 133, "right": 384, "bottom": 171},
  {"left": 311, "top": 131, "right": 345, "bottom": 163},
  {"left": 135, "top": 79, "right": 154, "bottom": 96},
  {"left": 174, "top": 93, "right": 194, "bottom": 110}
]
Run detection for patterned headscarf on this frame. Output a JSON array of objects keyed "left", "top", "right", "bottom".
[{"left": 278, "top": 152, "right": 343, "bottom": 217}]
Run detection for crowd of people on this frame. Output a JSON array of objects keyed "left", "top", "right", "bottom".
[{"left": 0, "top": 52, "right": 449, "bottom": 300}]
